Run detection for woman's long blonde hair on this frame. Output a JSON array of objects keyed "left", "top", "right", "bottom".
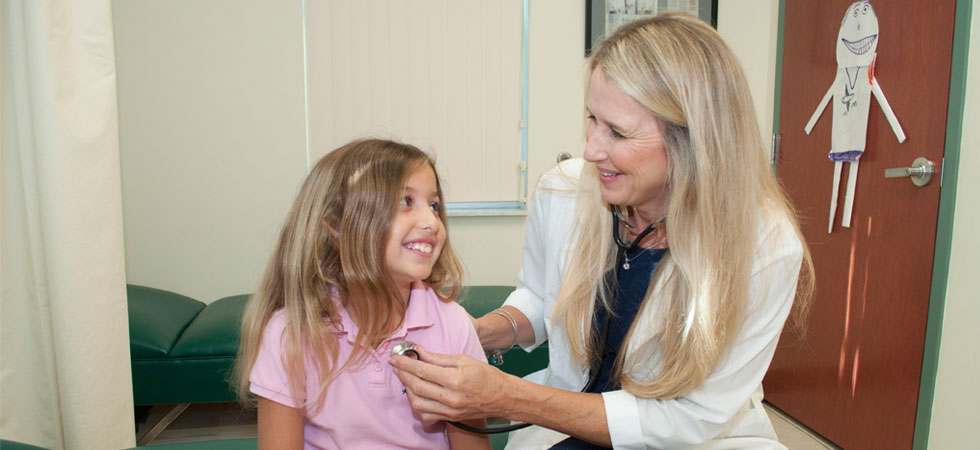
[
  {"left": 555, "top": 14, "right": 814, "bottom": 399},
  {"left": 233, "top": 139, "right": 463, "bottom": 412}
]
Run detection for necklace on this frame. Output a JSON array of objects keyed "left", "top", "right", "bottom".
[
  {"left": 610, "top": 206, "right": 666, "bottom": 271},
  {"left": 622, "top": 247, "right": 650, "bottom": 270}
]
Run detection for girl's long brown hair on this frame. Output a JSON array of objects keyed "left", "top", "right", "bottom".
[{"left": 233, "top": 139, "right": 463, "bottom": 412}]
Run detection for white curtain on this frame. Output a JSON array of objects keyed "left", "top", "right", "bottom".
[{"left": 1, "top": 0, "right": 134, "bottom": 448}]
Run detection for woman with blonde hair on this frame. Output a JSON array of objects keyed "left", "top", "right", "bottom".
[{"left": 391, "top": 13, "right": 813, "bottom": 449}]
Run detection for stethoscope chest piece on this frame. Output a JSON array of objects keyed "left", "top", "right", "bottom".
[{"left": 391, "top": 341, "right": 420, "bottom": 360}]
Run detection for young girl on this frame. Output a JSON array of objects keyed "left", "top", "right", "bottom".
[{"left": 234, "top": 139, "right": 491, "bottom": 450}]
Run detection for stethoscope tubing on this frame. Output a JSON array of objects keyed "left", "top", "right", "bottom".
[{"left": 612, "top": 206, "right": 664, "bottom": 253}]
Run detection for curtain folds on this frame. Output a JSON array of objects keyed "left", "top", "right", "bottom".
[{"left": 1, "top": 0, "right": 134, "bottom": 448}]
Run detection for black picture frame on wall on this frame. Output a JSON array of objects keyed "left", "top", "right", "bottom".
[{"left": 586, "top": 0, "right": 718, "bottom": 55}]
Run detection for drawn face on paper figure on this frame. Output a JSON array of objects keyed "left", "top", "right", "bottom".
[{"left": 836, "top": 1, "right": 878, "bottom": 67}]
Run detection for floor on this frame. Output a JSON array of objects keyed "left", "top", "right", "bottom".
[{"left": 139, "top": 402, "right": 841, "bottom": 448}]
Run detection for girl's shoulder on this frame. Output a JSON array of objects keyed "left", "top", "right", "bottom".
[
  {"left": 249, "top": 308, "right": 290, "bottom": 355},
  {"left": 415, "top": 284, "right": 458, "bottom": 308},
  {"left": 410, "top": 286, "right": 485, "bottom": 359},
  {"left": 414, "top": 285, "right": 471, "bottom": 320},
  {"left": 260, "top": 308, "right": 289, "bottom": 338}
]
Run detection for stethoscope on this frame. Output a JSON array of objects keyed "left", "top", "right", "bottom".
[
  {"left": 391, "top": 207, "right": 665, "bottom": 435},
  {"left": 391, "top": 341, "right": 535, "bottom": 434},
  {"left": 612, "top": 206, "right": 665, "bottom": 255}
]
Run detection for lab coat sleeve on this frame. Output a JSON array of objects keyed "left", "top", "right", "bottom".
[
  {"left": 604, "top": 218, "right": 803, "bottom": 448},
  {"left": 503, "top": 160, "right": 581, "bottom": 351}
]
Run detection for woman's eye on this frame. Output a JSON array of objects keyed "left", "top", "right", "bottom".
[
  {"left": 400, "top": 196, "right": 413, "bottom": 207},
  {"left": 429, "top": 202, "right": 440, "bottom": 212},
  {"left": 585, "top": 114, "right": 623, "bottom": 139}
]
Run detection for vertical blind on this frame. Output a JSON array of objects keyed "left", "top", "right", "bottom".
[{"left": 305, "top": 0, "right": 525, "bottom": 204}]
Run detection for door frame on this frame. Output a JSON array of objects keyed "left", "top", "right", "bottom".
[{"left": 772, "top": 1, "right": 973, "bottom": 448}]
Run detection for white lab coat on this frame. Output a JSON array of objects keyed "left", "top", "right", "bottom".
[{"left": 502, "top": 159, "right": 802, "bottom": 449}]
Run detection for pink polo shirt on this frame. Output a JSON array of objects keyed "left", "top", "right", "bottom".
[{"left": 249, "top": 282, "right": 486, "bottom": 450}]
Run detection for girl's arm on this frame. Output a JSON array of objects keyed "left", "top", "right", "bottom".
[
  {"left": 257, "top": 397, "right": 305, "bottom": 450},
  {"left": 446, "top": 419, "right": 493, "bottom": 450}
]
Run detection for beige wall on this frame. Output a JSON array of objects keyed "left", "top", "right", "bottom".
[
  {"left": 113, "top": 0, "right": 585, "bottom": 301},
  {"left": 114, "top": 0, "right": 309, "bottom": 302},
  {"left": 451, "top": 0, "right": 586, "bottom": 287},
  {"left": 717, "top": 0, "right": 780, "bottom": 142},
  {"left": 927, "top": 2, "right": 980, "bottom": 446}
]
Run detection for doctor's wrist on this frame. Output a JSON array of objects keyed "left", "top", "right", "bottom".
[{"left": 475, "top": 310, "right": 518, "bottom": 351}]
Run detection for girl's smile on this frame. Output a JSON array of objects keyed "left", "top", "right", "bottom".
[{"left": 403, "top": 240, "right": 436, "bottom": 255}]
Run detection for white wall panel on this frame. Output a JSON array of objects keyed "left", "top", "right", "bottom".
[{"left": 305, "top": 0, "right": 524, "bottom": 203}]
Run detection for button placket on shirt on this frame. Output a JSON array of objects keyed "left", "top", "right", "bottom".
[{"left": 367, "top": 346, "right": 389, "bottom": 389}]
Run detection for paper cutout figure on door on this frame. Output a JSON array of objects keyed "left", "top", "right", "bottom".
[{"left": 804, "top": 1, "right": 905, "bottom": 233}]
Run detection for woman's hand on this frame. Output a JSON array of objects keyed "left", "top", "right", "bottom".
[
  {"left": 392, "top": 345, "right": 612, "bottom": 446},
  {"left": 389, "top": 345, "right": 515, "bottom": 423}
]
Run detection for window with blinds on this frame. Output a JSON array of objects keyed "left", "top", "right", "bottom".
[{"left": 304, "top": 0, "right": 528, "bottom": 210}]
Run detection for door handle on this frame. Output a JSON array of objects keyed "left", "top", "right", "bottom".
[{"left": 884, "top": 157, "right": 935, "bottom": 186}]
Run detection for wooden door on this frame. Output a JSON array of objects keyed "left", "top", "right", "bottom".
[{"left": 763, "top": 1, "right": 957, "bottom": 449}]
